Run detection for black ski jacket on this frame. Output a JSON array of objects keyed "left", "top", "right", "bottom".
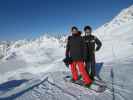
[
  {"left": 83, "top": 35, "right": 102, "bottom": 60},
  {"left": 66, "top": 34, "right": 84, "bottom": 61}
]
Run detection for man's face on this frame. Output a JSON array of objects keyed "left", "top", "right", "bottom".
[
  {"left": 85, "top": 29, "right": 91, "bottom": 35},
  {"left": 72, "top": 29, "right": 78, "bottom": 34}
]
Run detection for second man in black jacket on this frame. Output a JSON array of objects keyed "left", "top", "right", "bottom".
[{"left": 83, "top": 26, "right": 102, "bottom": 80}]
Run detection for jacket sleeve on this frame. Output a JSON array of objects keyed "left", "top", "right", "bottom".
[
  {"left": 82, "top": 37, "right": 87, "bottom": 60},
  {"left": 65, "top": 36, "right": 70, "bottom": 57},
  {"left": 95, "top": 36, "right": 102, "bottom": 51}
]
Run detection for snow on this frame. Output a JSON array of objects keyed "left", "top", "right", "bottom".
[
  {"left": 94, "top": 5, "right": 133, "bottom": 62},
  {"left": 0, "top": 5, "right": 133, "bottom": 100}
]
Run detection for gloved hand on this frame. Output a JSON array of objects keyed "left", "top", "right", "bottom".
[
  {"left": 63, "top": 57, "right": 69, "bottom": 68},
  {"left": 63, "top": 56, "right": 72, "bottom": 68}
]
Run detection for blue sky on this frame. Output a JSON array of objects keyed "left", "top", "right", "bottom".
[{"left": 0, "top": 0, "right": 133, "bottom": 40}]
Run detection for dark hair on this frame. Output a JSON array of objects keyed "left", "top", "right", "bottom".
[
  {"left": 84, "top": 25, "right": 92, "bottom": 31},
  {"left": 71, "top": 26, "right": 78, "bottom": 31}
]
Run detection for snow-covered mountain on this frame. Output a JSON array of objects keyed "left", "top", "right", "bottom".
[
  {"left": 0, "top": 5, "right": 133, "bottom": 100},
  {"left": 95, "top": 5, "right": 133, "bottom": 33},
  {"left": 95, "top": 5, "right": 133, "bottom": 62}
]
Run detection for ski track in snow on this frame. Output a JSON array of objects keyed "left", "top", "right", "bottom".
[{"left": 0, "top": 66, "right": 133, "bottom": 100}]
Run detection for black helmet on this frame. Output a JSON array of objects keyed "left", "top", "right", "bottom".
[{"left": 84, "top": 25, "right": 92, "bottom": 32}]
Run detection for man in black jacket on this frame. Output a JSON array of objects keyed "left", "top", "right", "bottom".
[
  {"left": 65, "top": 26, "right": 92, "bottom": 85},
  {"left": 83, "top": 26, "right": 102, "bottom": 80}
]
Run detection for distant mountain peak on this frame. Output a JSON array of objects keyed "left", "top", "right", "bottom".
[
  {"left": 95, "top": 5, "right": 133, "bottom": 34},
  {"left": 113, "top": 5, "right": 133, "bottom": 23},
  {"left": 109, "top": 5, "right": 133, "bottom": 28}
]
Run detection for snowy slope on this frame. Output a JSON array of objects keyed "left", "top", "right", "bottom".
[
  {"left": 0, "top": 5, "right": 133, "bottom": 100},
  {"left": 0, "top": 35, "right": 67, "bottom": 83},
  {"left": 95, "top": 5, "right": 133, "bottom": 62}
]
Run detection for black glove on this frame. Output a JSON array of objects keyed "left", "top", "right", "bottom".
[{"left": 63, "top": 56, "right": 72, "bottom": 68}]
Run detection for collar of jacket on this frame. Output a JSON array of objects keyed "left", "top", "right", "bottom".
[{"left": 72, "top": 34, "right": 81, "bottom": 37}]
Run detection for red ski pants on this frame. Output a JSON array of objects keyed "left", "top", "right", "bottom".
[{"left": 70, "top": 60, "right": 92, "bottom": 85}]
